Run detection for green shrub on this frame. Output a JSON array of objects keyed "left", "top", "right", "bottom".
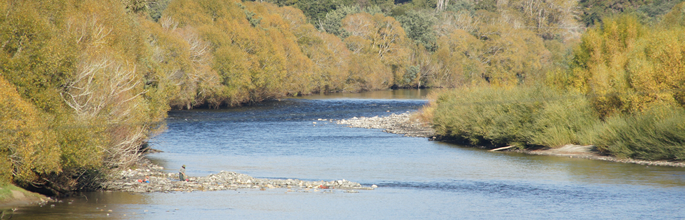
[
  {"left": 432, "top": 86, "right": 599, "bottom": 148},
  {"left": 529, "top": 94, "right": 599, "bottom": 147},
  {"left": 592, "top": 105, "right": 685, "bottom": 160}
]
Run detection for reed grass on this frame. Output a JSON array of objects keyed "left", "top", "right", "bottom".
[
  {"left": 591, "top": 105, "right": 685, "bottom": 160},
  {"left": 430, "top": 86, "right": 685, "bottom": 161},
  {"left": 431, "top": 86, "right": 598, "bottom": 148}
]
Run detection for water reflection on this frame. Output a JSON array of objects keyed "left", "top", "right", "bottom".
[
  {"left": 7, "top": 192, "right": 148, "bottom": 219},
  {"left": 437, "top": 142, "right": 685, "bottom": 188}
]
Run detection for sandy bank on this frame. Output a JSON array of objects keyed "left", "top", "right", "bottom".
[{"left": 515, "top": 144, "right": 685, "bottom": 167}]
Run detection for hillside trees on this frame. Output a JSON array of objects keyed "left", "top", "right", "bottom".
[
  {"left": 254, "top": 0, "right": 582, "bottom": 90},
  {"left": 142, "top": 17, "right": 222, "bottom": 109},
  {"left": 318, "top": 5, "right": 383, "bottom": 38},
  {"left": 427, "top": 2, "right": 685, "bottom": 161},
  {"left": 428, "top": 8, "right": 556, "bottom": 87},
  {"left": 508, "top": 0, "right": 583, "bottom": 40},
  {"left": 579, "top": 0, "right": 684, "bottom": 25},
  {"left": 274, "top": 5, "right": 351, "bottom": 92},
  {"left": 0, "top": 0, "right": 174, "bottom": 194},
  {"left": 430, "top": 29, "right": 484, "bottom": 87},
  {"left": 163, "top": 0, "right": 312, "bottom": 104},
  {"left": 0, "top": 77, "right": 61, "bottom": 189},
  {"left": 567, "top": 12, "right": 685, "bottom": 117},
  {"left": 342, "top": 12, "right": 410, "bottom": 89},
  {"left": 396, "top": 9, "right": 438, "bottom": 51}
]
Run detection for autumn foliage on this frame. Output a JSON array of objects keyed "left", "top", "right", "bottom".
[
  {"left": 567, "top": 13, "right": 685, "bottom": 117},
  {"left": 429, "top": 2, "right": 685, "bottom": 161},
  {"left": 0, "top": 0, "right": 167, "bottom": 194},
  {"left": 2, "top": 0, "right": 685, "bottom": 195},
  {"left": 0, "top": 0, "right": 412, "bottom": 194}
]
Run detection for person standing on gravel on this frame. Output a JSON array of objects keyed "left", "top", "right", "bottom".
[{"left": 179, "top": 165, "right": 187, "bottom": 181}]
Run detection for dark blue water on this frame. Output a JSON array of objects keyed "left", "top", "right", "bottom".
[{"left": 11, "top": 90, "right": 685, "bottom": 219}]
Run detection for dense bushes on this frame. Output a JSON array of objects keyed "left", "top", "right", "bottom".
[
  {"left": 563, "top": 14, "right": 685, "bottom": 117},
  {"left": 0, "top": 0, "right": 168, "bottom": 194},
  {"left": 591, "top": 105, "right": 685, "bottom": 160},
  {"left": 0, "top": 77, "right": 61, "bottom": 187},
  {"left": 430, "top": 85, "right": 685, "bottom": 161},
  {"left": 431, "top": 86, "right": 597, "bottom": 148},
  {"left": 428, "top": 2, "right": 685, "bottom": 161}
]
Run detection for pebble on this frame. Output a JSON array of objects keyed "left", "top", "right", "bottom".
[
  {"left": 102, "top": 160, "right": 375, "bottom": 193},
  {"left": 334, "top": 113, "right": 434, "bottom": 138}
]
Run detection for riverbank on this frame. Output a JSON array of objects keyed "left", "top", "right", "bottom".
[
  {"left": 101, "top": 159, "right": 375, "bottom": 194},
  {"left": 0, "top": 184, "right": 52, "bottom": 209},
  {"left": 1, "top": 159, "right": 374, "bottom": 211},
  {"left": 336, "top": 113, "right": 685, "bottom": 167}
]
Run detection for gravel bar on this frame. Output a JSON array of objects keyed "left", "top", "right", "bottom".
[
  {"left": 333, "top": 112, "right": 434, "bottom": 138},
  {"left": 102, "top": 160, "right": 375, "bottom": 193}
]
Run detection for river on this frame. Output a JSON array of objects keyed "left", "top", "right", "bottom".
[{"left": 11, "top": 89, "right": 685, "bottom": 219}]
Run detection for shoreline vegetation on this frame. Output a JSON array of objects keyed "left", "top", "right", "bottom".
[
  {"left": 422, "top": 87, "right": 685, "bottom": 163},
  {"left": 2, "top": 0, "right": 684, "bottom": 207},
  {"left": 338, "top": 113, "right": 685, "bottom": 167}
]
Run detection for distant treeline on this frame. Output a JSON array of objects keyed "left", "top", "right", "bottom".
[{"left": 1, "top": 0, "right": 683, "bottom": 195}]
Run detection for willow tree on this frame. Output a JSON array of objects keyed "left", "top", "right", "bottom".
[
  {"left": 274, "top": 5, "right": 351, "bottom": 93},
  {"left": 431, "top": 9, "right": 551, "bottom": 87},
  {"left": 570, "top": 11, "right": 685, "bottom": 116},
  {"left": 0, "top": 0, "right": 170, "bottom": 194},
  {"left": 342, "top": 12, "right": 410, "bottom": 90},
  {"left": 143, "top": 16, "right": 222, "bottom": 109},
  {"left": 164, "top": 0, "right": 322, "bottom": 103},
  {"left": 0, "top": 77, "right": 61, "bottom": 187},
  {"left": 508, "top": 0, "right": 582, "bottom": 40}
]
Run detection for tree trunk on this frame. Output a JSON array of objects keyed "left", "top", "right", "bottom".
[{"left": 436, "top": 0, "right": 450, "bottom": 12}]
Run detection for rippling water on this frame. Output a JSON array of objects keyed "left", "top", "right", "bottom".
[{"left": 11, "top": 89, "right": 685, "bottom": 219}]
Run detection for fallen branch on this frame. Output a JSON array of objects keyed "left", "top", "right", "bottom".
[{"left": 490, "top": 145, "right": 516, "bottom": 152}]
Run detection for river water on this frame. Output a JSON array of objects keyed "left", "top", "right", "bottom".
[{"left": 12, "top": 90, "right": 685, "bottom": 219}]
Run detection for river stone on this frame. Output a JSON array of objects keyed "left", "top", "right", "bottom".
[
  {"left": 335, "top": 112, "right": 434, "bottom": 138},
  {"left": 102, "top": 160, "right": 375, "bottom": 194}
]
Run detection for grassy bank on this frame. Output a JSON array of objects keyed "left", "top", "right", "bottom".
[
  {"left": 0, "top": 183, "right": 49, "bottom": 208},
  {"left": 425, "top": 86, "right": 685, "bottom": 161}
]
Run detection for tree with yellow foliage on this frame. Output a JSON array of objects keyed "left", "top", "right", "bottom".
[
  {"left": 430, "top": 9, "right": 551, "bottom": 88},
  {"left": 569, "top": 11, "right": 685, "bottom": 116},
  {"left": 342, "top": 12, "right": 410, "bottom": 90},
  {"left": 431, "top": 29, "right": 484, "bottom": 87},
  {"left": 0, "top": 77, "right": 61, "bottom": 187},
  {"left": 274, "top": 5, "right": 351, "bottom": 93},
  {"left": 164, "top": 0, "right": 324, "bottom": 103},
  {"left": 1, "top": 0, "right": 170, "bottom": 194}
]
